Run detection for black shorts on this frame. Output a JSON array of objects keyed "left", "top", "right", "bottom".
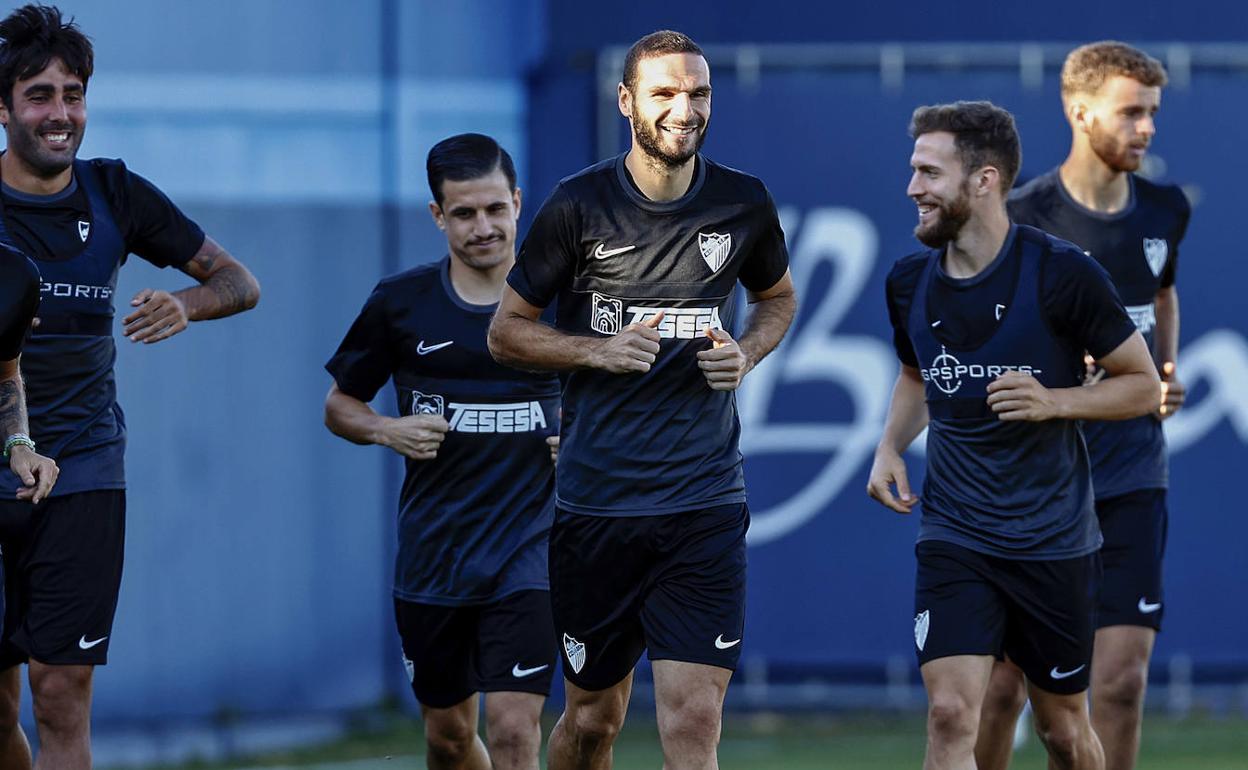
[
  {"left": 914, "top": 540, "right": 1100, "bottom": 695},
  {"left": 0, "top": 490, "right": 126, "bottom": 667},
  {"left": 1096, "top": 489, "right": 1167, "bottom": 631},
  {"left": 394, "top": 589, "right": 556, "bottom": 709},
  {"left": 549, "top": 503, "right": 748, "bottom": 692}
]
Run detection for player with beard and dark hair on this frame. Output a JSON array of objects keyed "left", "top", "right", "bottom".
[
  {"left": 489, "top": 29, "right": 796, "bottom": 770},
  {"left": 0, "top": 5, "right": 260, "bottom": 768},
  {"left": 975, "top": 43, "right": 1189, "bottom": 770},
  {"left": 325, "top": 134, "right": 559, "bottom": 770},
  {"left": 868, "top": 100, "right": 1160, "bottom": 770}
]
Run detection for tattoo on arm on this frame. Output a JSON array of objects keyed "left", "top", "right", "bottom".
[
  {"left": 0, "top": 375, "right": 28, "bottom": 438},
  {"left": 175, "top": 238, "right": 261, "bottom": 320}
]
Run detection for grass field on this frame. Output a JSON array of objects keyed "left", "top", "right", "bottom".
[{"left": 121, "top": 712, "right": 1248, "bottom": 770}]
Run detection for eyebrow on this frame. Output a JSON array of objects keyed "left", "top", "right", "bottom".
[{"left": 22, "top": 82, "right": 84, "bottom": 97}]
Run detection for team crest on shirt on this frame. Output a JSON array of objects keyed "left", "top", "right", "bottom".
[
  {"left": 914, "top": 610, "right": 930, "bottom": 651},
  {"left": 698, "top": 231, "right": 732, "bottom": 273},
  {"left": 563, "top": 633, "right": 587, "bottom": 674},
  {"left": 77, "top": 220, "right": 90, "bottom": 242},
  {"left": 409, "top": 390, "right": 445, "bottom": 416},
  {"left": 590, "top": 292, "right": 623, "bottom": 335},
  {"left": 1143, "top": 238, "right": 1168, "bottom": 277},
  {"left": 402, "top": 654, "right": 415, "bottom": 683}
]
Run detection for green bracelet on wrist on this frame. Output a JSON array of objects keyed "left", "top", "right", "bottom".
[{"left": 3, "top": 433, "right": 35, "bottom": 459}]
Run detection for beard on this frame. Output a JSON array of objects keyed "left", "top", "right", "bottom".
[
  {"left": 1088, "top": 121, "right": 1141, "bottom": 173},
  {"left": 631, "top": 106, "right": 706, "bottom": 169},
  {"left": 6, "top": 120, "right": 81, "bottom": 178},
  {"left": 914, "top": 182, "right": 973, "bottom": 248}
]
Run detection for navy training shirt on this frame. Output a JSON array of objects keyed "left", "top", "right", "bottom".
[
  {"left": 507, "top": 153, "right": 790, "bottom": 517},
  {"left": 1010, "top": 170, "right": 1190, "bottom": 498},
  {"left": 0, "top": 158, "right": 205, "bottom": 499},
  {"left": 326, "top": 257, "right": 560, "bottom": 605},
  {"left": 887, "top": 225, "right": 1138, "bottom": 559},
  {"left": 0, "top": 247, "right": 39, "bottom": 361}
]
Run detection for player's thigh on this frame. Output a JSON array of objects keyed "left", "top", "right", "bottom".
[
  {"left": 652, "top": 659, "right": 732, "bottom": 739},
  {"left": 9, "top": 490, "right": 125, "bottom": 666},
  {"left": 549, "top": 509, "right": 651, "bottom": 691},
  {"left": 475, "top": 589, "right": 556, "bottom": 697},
  {"left": 1001, "top": 551, "right": 1100, "bottom": 696},
  {"left": 393, "top": 598, "right": 480, "bottom": 709},
  {"left": 642, "top": 504, "right": 747, "bottom": 671},
  {"left": 913, "top": 540, "right": 1010, "bottom": 667},
  {"left": 1096, "top": 489, "right": 1167, "bottom": 630}
]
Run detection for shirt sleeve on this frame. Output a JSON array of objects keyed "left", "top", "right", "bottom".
[
  {"left": 885, "top": 261, "right": 920, "bottom": 368},
  {"left": 0, "top": 251, "right": 39, "bottom": 360},
  {"left": 324, "top": 284, "right": 396, "bottom": 402},
  {"left": 1159, "top": 187, "right": 1191, "bottom": 289},
  {"left": 110, "top": 164, "right": 206, "bottom": 269},
  {"left": 507, "top": 185, "right": 579, "bottom": 308},
  {"left": 1043, "top": 249, "right": 1137, "bottom": 360},
  {"left": 738, "top": 190, "right": 791, "bottom": 292}
]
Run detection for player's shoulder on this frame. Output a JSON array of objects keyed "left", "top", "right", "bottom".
[
  {"left": 1008, "top": 168, "right": 1060, "bottom": 211},
  {"left": 0, "top": 243, "right": 38, "bottom": 287},
  {"left": 76, "top": 157, "right": 131, "bottom": 187},
  {"left": 886, "top": 249, "right": 932, "bottom": 296},
  {"left": 1021, "top": 224, "right": 1112, "bottom": 288},
  {"left": 1132, "top": 174, "right": 1191, "bottom": 218},
  {"left": 701, "top": 156, "right": 773, "bottom": 204},
  {"left": 1018, "top": 223, "right": 1090, "bottom": 261},
  {"left": 375, "top": 259, "right": 444, "bottom": 299},
  {"left": 554, "top": 156, "right": 617, "bottom": 197}
]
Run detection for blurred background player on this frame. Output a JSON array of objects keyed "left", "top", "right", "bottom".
[
  {"left": 0, "top": 5, "right": 260, "bottom": 768},
  {"left": 975, "top": 42, "right": 1191, "bottom": 770},
  {"left": 0, "top": 246, "right": 57, "bottom": 505},
  {"left": 489, "top": 29, "right": 795, "bottom": 770},
  {"left": 868, "top": 100, "right": 1159, "bottom": 770},
  {"left": 324, "top": 133, "right": 559, "bottom": 770}
]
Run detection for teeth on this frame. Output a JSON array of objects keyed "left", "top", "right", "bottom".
[
  {"left": 44, "top": 132, "right": 68, "bottom": 142},
  {"left": 661, "top": 125, "right": 695, "bottom": 135}
]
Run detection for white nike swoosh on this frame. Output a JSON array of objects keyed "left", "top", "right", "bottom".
[
  {"left": 79, "top": 635, "right": 107, "bottom": 650},
  {"left": 1138, "top": 597, "right": 1163, "bottom": 614},
  {"left": 594, "top": 243, "right": 636, "bottom": 259},
  {"left": 416, "top": 340, "right": 454, "bottom": 355},
  {"left": 1050, "top": 664, "right": 1086, "bottom": 680},
  {"left": 511, "top": 663, "right": 549, "bottom": 678},
  {"left": 714, "top": 635, "right": 741, "bottom": 650}
]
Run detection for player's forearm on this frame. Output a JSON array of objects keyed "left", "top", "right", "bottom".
[
  {"left": 487, "top": 311, "right": 597, "bottom": 372},
  {"left": 1054, "top": 372, "right": 1158, "bottom": 421},
  {"left": 1153, "top": 286, "right": 1180, "bottom": 367},
  {"left": 738, "top": 287, "right": 797, "bottom": 373},
  {"left": 324, "top": 388, "right": 393, "bottom": 447},
  {"left": 0, "top": 361, "right": 30, "bottom": 438},
  {"left": 877, "top": 367, "right": 928, "bottom": 456},
  {"left": 174, "top": 263, "right": 261, "bottom": 321}
]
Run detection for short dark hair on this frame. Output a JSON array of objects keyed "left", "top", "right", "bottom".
[
  {"left": 909, "top": 101, "right": 1021, "bottom": 194},
  {"left": 622, "top": 30, "right": 704, "bottom": 93},
  {"left": 425, "top": 133, "right": 517, "bottom": 205},
  {"left": 0, "top": 4, "right": 92, "bottom": 108}
]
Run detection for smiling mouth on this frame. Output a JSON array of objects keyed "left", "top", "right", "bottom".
[
  {"left": 660, "top": 124, "right": 697, "bottom": 136},
  {"left": 41, "top": 130, "right": 72, "bottom": 145}
]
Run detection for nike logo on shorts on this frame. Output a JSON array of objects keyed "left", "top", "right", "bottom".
[
  {"left": 416, "top": 340, "right": 454, "bottom": 355},
  {"left": 714, "top": 635, "right": 741, "bottom": 650},
  {"left": 511, "top": 663, "right": 549, "bottom": 678},
  {"left": 1050, "top": 664, "right": 1086, "bottom": 680},
  {"left": 79, "top": 635, "right": 107, "bottom": 650},
  {"left": 593, "top": 243, "right": 636, "bottom": 259},
  {"left": 1138, "top": 597, "right": 1163, "bottom": 614}
]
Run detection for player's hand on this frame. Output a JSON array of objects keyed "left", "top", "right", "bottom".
[
  {"left": 1082, "top": 353, "right": 1106, "bottom": 386},
  {"left": 986, "top": 372, "right": 1061, "bottom": 421},
  {"left": 866, "top": 448, "right": 918, "bottom": 514},
  {"left": 380, "top": 414, "right": 449, "bottom": 460},
  {"left": 9, "top": 445, "right": 58, "bottom": 504},
  {"left": 589, "top": 311, "right": 663, "bottom": 374},
  {"left": 546, "top": 434, "right": 559, "bottom": 464},
  {"left": 1157, "top": 361, "right": 1185, "bottom": 420},
  {"left": 697, "top": 327, "right": 749, "bottom": 391},
  {"left": 123, "top": 288, "right": 189, "bottom": 344}
]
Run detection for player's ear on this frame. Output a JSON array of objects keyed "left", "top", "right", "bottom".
[
  {"left": 512, "top": 187, "right": 522, "bottom": 221},
  {"left": 618, "top": 82, "right": 633, "bottom": 118},
  {"left": 975, "top": 166, "right": 999, "bottom": 197},
  {"left": 1067, "top": 98, "right": 1089, "bottom": 132},
  {"left": 428, "top": 201, "right": 446, "bottom": 231}
]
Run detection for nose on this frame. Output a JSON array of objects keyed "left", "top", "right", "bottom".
[
  {"left": 472, "top": 211, "right": 494, "bottom": 236},
  {"left": 906, "top": 171, "right": 924, "bottom": 198},
  {"left": 669, "top": 93, "right": 693, "bottom": 122},
  {"left": 1138, "top": 114, "right": 1156, "bottom": 139},
  {"left": 49, "top": 96, "right": 70, "bottom": 121}
]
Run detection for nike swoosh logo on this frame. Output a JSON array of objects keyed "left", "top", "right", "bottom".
[
  {"left": 1050, "top": 664, "right": 1086, "bottom": 680},
  {"left": 511, "top": 663, "right": 549, "bottom": 678},
  {"left": 594, "top": 243, "right": 636, "bottom": 259},
  {"left": 714, "top": 635, "right": 741, "bottom": 650},
  {"left": 416, "top": 340, "right": 454, "bottom": 355},
  {"left": 79, "top": 635, "right": 107, "bottom": 650},
  {"left": 1138, "top": 597, "right": 1163, "bottom": 614}
]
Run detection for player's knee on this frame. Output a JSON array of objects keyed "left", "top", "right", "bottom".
[
  {"left": 659, "top": 698, "right": 722, "bottom": 753},
  {"left": 1035, "top": 720, "right": 1089, "bottom": 767},
  {"left": 927, "top": 693, "right": 979, "bottom": 746},
  {"left": 1094, "top": 658, "right": 1149, "bottom": 712},
  {"left": 982, "top": 675, "right": 1027, "bottom": 718},
  {"left": 487, "top": 710, "right": 540, "bottom": 759},
  {"left": 424, "top": 717, "right": 478, "bottom": 766},
  {"left": 29, "top": 666, "right": 91, "bottom": 723},
  {"left": 566, "top": 705, "right": 624, "bottom": 749}
]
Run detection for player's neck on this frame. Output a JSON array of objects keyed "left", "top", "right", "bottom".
[
  {"left": 0, "top": 150, "right": 73, "bottom": 196},
  {"left": 448, "top": 253, "right": 513, "bottom": 305},
  {"left": 624, "top": 147, "right": 695, "bottom": 202},
  {"left": 944, "top": 205, "right": 1011, "bottom": 279},
  {"left": 1059, "top": 150, "right": 1130, "bottom": 214}
]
